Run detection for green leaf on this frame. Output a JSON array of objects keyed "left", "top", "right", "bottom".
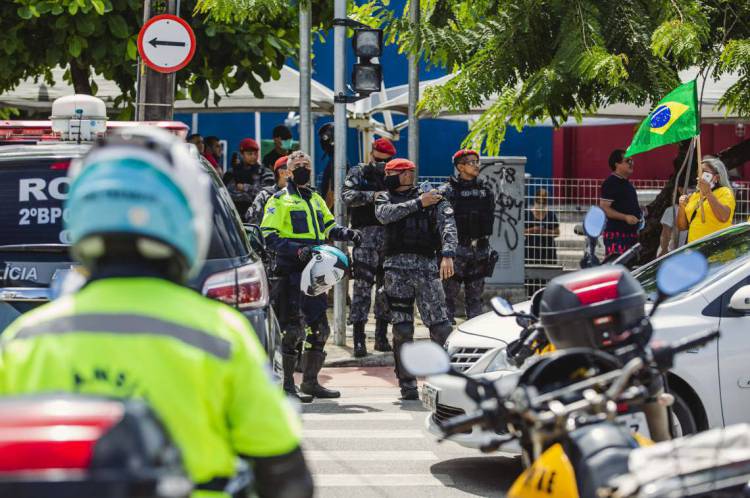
[
  {"left": 68, "top": 2, "right": 79, "bottom": 15},
  {"left": 91, "top": 0, "right": 106, "bottom": 15},
  {"left": 107, "top": 15, "right": 129, "bottom": 39},
  {"left": 51, "top": 4, "right": 64, "bottom": 15},
  {"left": 126, "top": 37, "right": 137, "bottom": 60},
  {"left": 69, "top": 36, "right": 83, "bottom": 57},
  {"left": 16, "top": 6, "right": 32, "bottom": 20}
]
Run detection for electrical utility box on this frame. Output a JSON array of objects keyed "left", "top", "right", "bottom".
[{"left": 479, "top": 156, "right": 526, "bottom": 286}]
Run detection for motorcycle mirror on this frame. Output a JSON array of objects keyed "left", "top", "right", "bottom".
[
  {"left": 490, "top": 296, "right": 516, "bottom": 316},
  {"left": 530, "top": 288, "right": 544, "bottom": 318},
  {"left": 400, "top": 341, "right": 451, "bottom": 377},
  {"left": 656, "top": 250, "right": 708, "bottom": 297},
  {"left": 583, "top": 206, "right": 607, "bottom": 238}
]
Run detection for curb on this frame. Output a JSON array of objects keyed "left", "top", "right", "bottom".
[{"left": 325, "top": 351, "right": 394, "bottom": 368}]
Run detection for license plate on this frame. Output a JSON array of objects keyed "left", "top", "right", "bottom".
[
  {"left": 421, "top": 384, "right": 438, "bottom": 412},
  {"left": 617, "top": 411, "right": 651, "bottom": 439}
]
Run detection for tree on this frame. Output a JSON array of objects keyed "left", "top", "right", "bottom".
[
  {"left": 354, "top": 0, "right": 750, "bottom": 261},
  {"left": 1, "top": 0, "right": 332, "bottom": 119}
]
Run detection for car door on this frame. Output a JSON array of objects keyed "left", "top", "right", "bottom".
[{"left": 717, "top": 269, "right": 750, "bottom": 426}]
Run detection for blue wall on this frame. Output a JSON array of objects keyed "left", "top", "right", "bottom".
[{"left": 176, "top": 0, "right": 553, "bottom": 178}]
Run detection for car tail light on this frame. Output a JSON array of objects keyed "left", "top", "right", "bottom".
[
  {"left": 0, "top": 399, "right": 123, "bottom": 472},
  {"left": 202, "top": 261, "right": 269, "bottom": 310}
]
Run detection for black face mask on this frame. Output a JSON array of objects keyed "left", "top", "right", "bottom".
[
  {"left": 292, "top": 167, "right": 311, "bottom": 185},
  {"left": 384, "top": 174, "right": 402, "bottom": 190}
]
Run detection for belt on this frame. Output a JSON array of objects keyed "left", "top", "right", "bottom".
[
  {"left": 460, "top": 238, "right": 489, "bottom": 249},
  {"left": 196, "top": 477, "right": 231, "bottom": 492}
]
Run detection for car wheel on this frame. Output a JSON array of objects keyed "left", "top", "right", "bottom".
[{"left": 670, "top": 390, "right": 698, "bottom": 437}]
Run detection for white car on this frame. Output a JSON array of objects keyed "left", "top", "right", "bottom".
[{"left": 424, "top": 223, "right": 750, "bottom": 448}]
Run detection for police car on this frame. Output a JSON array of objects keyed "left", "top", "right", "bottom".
[{"left": 0, "top": 95, "right": 279, "bottom": 363}]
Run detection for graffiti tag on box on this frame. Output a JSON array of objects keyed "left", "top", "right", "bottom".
[{"left": 482, "top": 165, "right": 524, "bottom": 251}]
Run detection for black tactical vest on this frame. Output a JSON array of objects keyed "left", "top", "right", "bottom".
[
  {"left": 450, "top": 177, "right": 495, "bottom": 244},
  {"left": 349, "top": 164, "right": 386, "bottom": 228},
  {"left": 384, "top": 189, "right": 440, "bottom": 257}
]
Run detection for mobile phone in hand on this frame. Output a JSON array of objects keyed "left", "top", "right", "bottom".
[{"left": 701, "top": 172, "right": 714, "bottom": 184}]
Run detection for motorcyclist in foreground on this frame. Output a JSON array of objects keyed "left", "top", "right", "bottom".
[{"left": 0, "top": 128, "right": 313, "bottom": 498}]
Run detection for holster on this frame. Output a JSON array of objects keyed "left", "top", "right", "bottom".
[{"left": 485, "top": 250, "right": 499, "bottom": 278}]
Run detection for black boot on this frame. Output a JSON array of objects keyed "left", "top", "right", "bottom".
[
  {"left": 282, "top": 353, "right": 313, "bottom": 403},
  {"left": 294, "top": 335, "right": 305, "bottom": 373},
  {"left": 300, "top": 350, "right": 340, "bottom": 398},
  {"left": 352, "top": 322, "right": 367, "bottom": 358},
  {"left": 392, "top": 322, "right": 418, "bottom": 401},
  {"left": 374, "top": 319, "right": 392, "bottom": 352}
]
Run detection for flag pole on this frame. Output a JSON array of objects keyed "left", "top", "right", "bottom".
[{"left": 696, "top": 134, "right": 706, "bottom": 223}]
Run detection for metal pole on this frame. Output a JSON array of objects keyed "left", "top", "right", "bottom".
[
  {"left": 333, "top": 0, "right": 347, "bottom": 346},
  {"left": 407, "top": 0, "right": 420, "bottom": 173},
  {"left": 135, "top": 0, "right": 151, "bottom": 121},
  {"left": 137, "top": 0, "right": 177, "bottom": 120},
  {"left": 299, "top": 1, "right": 312, "bottom": 158}
]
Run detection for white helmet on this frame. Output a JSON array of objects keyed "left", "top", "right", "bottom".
[{"left": 301, "top": 245, "right": 350, "bottom": 296}]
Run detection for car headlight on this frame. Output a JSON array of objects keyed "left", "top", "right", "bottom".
[{"left": 484, "top": 348, "right": 512, "bottom": 373}]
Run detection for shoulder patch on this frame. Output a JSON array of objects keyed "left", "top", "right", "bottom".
[
  {"left": 273, "top": 189, "right": 286, "bottom": 199},
  {"left": 267, "top": 206, "right": 276, "bottom": 214}
]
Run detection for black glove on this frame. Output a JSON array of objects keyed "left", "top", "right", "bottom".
[
  {"left": 349, "top": 229, "right": 362, "bottom": 247},
  {"left": 297, "top": 246, "right": 313, "bottom": 264}
]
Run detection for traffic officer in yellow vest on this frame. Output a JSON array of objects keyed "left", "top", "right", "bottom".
[
  {"left": 261, "top": 150, "right": 362, "bottom": 401},
  {"left": 0, "top": 128, "right": 313, "bottom": 498}
]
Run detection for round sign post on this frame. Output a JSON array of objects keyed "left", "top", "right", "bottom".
[{"left": 137, "top": 14, "right": 195, "bottom": 74}]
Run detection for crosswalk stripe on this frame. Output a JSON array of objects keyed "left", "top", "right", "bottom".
[
  {"left": 314, "top": 473, "right": 454, "bottom": 487},
  {"left": 301, "top": 413, "right": 413, "bottom": 421},
  {"left": 305, "top": 450, "right": 437, "bottom": 461},
  {"left": 310, "top": 397, "right": 413, "bottom": 405},
  {"left": 303, "top": 429, "right": 424, "bottom": 439}
]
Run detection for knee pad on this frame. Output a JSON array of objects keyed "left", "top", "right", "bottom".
[
  {"left": 392, "top": 321, "right": 414, "bottom": 343},
  {"left": 306, "top": 319, "right": 331, "bottom": 351},
  {"left": 429, "top": 321, "right": 453, "bottom": 346},
  {"left": 386, "top": 295, "right": 415, "bottom": 315}
]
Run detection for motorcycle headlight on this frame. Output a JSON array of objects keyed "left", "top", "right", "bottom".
[{"left": 484, "top": 348, "right": 512, "bottom": 373}]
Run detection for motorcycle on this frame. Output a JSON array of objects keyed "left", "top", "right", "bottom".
[
  {"left": 402, "top": 251, "right": 750, "bottom": 497},
  {"left": 0, "top": 395, "right": 252, "bottom": 498}
]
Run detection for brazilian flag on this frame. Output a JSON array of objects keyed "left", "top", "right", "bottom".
[{"left": 625, "top": 80, "right": 700, "bottom": 157}]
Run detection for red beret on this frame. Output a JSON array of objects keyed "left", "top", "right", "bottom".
[
  {"left": 452, "top": 149, "right": 480, "bottom": 165},
  {"left": 239, "top": 138, "right": 259, "bottom": 152},
  {"left": 372, "top": 137, "right": 396, "bottom": 156},
  {"left": 274, "top": 155, "right": 288, "bottom": 171},
  {"left": 384, "top": 158, "right": 415, "bottom": 172}
]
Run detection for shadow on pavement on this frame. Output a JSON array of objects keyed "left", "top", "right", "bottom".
[
  {"left": 300, "top": 403, "right": 383, "bottom": 414},
  {"left": 431, "top": 455, "right": 522, "bottom": 497}
]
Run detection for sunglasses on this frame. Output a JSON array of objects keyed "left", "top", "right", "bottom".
[
  {"left": 625, "top": 158, "right": 634, "bottom": 166},
  {"left": 460, "top": 159, "right": 481, "bottom": 166}
]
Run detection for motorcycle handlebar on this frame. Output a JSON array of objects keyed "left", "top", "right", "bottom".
[{"left": 653, "top": 329, "right": 720, "bottom": 370}]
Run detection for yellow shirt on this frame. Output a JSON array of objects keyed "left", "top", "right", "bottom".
[{"left": 684, "top": 186, "right": 735, "bottom": 242}]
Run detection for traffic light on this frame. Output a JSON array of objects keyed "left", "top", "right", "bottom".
[{"left": 352, "top": 27, "right": 383, "bottom": 96}]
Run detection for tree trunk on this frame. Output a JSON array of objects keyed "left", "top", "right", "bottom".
[
  {"left": 639, "top": 136, "right": 750, "bottom": 262},
  {"left": 69, "top": 61, "right": 92, "bottom": 95}
]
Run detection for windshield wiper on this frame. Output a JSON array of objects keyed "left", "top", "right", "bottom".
[{"left": 0, "top": 244, "right": 69, "bottom": 253}]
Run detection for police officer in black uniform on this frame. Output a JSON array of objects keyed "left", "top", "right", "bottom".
[{"left": 440, "top": 149, "right": 497, "bottom": 323}]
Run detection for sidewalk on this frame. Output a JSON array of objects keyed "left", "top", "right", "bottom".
[{"left": 323, "top": 311, "right": 466, "bottom": 367}]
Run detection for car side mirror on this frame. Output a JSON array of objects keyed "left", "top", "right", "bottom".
[
  {"left": 244, "top": 224, "right": 265, "bottom": 254},
  {"left": 490, "top": 296, "right": 516, "bottom": 316},
  {"left": 729, "top": 285, "right": 750, "bottom": 314}
]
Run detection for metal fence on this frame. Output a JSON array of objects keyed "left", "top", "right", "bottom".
[{"left": 418, "top": 175, "right": 750, "bottom": 299}]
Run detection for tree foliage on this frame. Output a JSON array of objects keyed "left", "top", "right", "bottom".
[
  {"left": 355, "top": 0, "right": 750, "bottom": 156},
  {"left": 1, "top": 0, "right": 333, "bottom": 118}
]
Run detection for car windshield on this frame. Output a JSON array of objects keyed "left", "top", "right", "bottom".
[{"left": 634, "top": 224, "right": 750, "bottom": 301}]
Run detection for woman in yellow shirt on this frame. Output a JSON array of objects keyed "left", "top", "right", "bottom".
[{"left": 677, "top": 157, "right": 735, "bottom": 242}]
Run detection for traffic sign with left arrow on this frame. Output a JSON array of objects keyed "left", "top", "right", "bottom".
[{"left": 137, "top": 14, "right": 196, "bottom": 74}]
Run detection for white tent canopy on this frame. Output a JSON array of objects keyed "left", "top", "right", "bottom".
[
  {"left": 367, "top": 68, "right": 745, "bottom": 124},
  {"left": 0, "top": 66, "right": 335, "bottom": 114}
]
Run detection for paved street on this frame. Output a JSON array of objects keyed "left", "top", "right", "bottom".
[{"left": 298, "top": 367, "right": 522, "bottom": 497}]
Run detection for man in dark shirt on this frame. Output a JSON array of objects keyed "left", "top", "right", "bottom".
[
  {"left": 224, "top": 138, "right": 274, "bottom": 216},
  {"left": 263, "top": 125, "right": 293, "bottom": 171},
  {"left": 599, "top": 149, "right": 642, "bottom": 257}
]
